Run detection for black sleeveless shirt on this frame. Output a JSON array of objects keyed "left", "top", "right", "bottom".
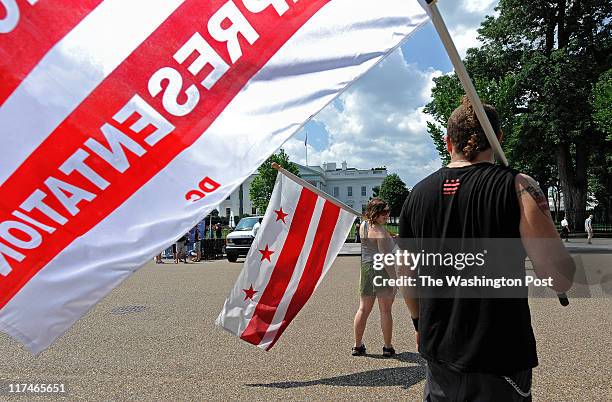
[{"left": 399, "top": 162, "right": 538, "bottom": 374}]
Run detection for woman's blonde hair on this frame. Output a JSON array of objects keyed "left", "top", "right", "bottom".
[{"left": 364, "top": 198, "right": 389, "bottom": 224}]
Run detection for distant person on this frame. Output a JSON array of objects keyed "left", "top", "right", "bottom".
[
  {"left": 215, "top": 223, "right": 223, "bottom": 239},
  {"left": 188, "top": 227, "right": 197, "bottom": 257},
  {"left": 192, "top": 226, "right": 202, "bottom": 262},
  {"left": 354, "top": 219, "right": 361, "bottom": 243},
  {"left": 197, "top": 220, "right": 206, "bottom": 260},
  {"left": 175, "top": 233, "right": 188, "bottom": 264},
  {"left": 154, "top": 253, "right": 164, "bottom": 264},
  {"left": 253, "top": 218, "right": 263, "bottom": 238},
  {"left": 585, "top": 214, "right": 594, "bottom": 244},
  {"left": 352, "top": 198, "right": 396, "bottom": 358},
  {"left": 561, "top": 215, "right": 570, "bottom": 242},
  {"left": 400, "top": 96, "right": 575, "bottom": 401}
]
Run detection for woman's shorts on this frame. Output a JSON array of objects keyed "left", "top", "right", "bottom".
[{"left": 360, "top": 262, "right": 393, "bottom": 296}]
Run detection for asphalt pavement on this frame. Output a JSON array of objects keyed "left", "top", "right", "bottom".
[{"left": 0, "top": 254, "right": 610, "bottom": 401}]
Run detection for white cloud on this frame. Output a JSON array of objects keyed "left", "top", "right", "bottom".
[
  {"left": 438, "top": 0, "right": 498, "bottom": 58},
  {"left": 464, "top": 0, "right": 496, "bottom": 14},
  {"left": 285, "top": 48, "right": 444, "bottom": 187},
  {"left": 284, "top": 0, "right": 499, "bottom": 187}
]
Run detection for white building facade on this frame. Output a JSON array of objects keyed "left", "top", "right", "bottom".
[{"left": 218, "top": 162, "right": 387, "bottom": 217}]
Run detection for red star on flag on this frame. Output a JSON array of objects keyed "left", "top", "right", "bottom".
[
  {"left": 243, "top": 285, "right": 257, "bottom": 301},
  {"left": 259, "top": 244, "right": 274, "bottom": 262},
  {"left": 274, "top": 207, "right": 289, "bottom": 223}
]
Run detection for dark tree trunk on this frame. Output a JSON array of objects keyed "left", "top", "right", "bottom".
[{"left": 557, "top": 142, "right": 589, "bottom": 232}]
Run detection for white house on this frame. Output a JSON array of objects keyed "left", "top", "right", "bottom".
[{"left": 218, "top": 161, "right": 387, "bottom": 217}]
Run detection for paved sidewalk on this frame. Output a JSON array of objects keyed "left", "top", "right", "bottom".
[
  {"left": 340, "top": 238, "right": 612, "bottom": 255},
  {"left": 0, "top": 256, "right": 610, "bottom": 400}
]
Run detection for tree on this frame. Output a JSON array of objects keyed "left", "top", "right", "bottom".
[
  {"left": 425, "top": 0, "right": 612, "bottom": 230},
  {"left": 249, "top": 149, "right": 300, "bottom": 213},
  {"left": 378, "top": 174, "right": 410, "bottom": 221},
  {"left": 590, "top": 69, "right": 612, "bottom": 221},
  {"left": 592, "top": 69, "right": 612, "bottom": 140}
]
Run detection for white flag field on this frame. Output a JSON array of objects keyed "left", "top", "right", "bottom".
[
  {"left": 217, "top": 173, "right": 355, "bottom": 350},
  {"left": 0, "top": 0, "right": 429, "bottom": 354}
]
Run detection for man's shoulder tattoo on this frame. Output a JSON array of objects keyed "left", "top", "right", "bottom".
[{"left": 517, "top": 183, "right": 550, "bottom": 214}]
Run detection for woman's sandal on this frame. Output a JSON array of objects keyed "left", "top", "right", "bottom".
[
  {"left": 351, "top": 344, "right": 366, "bottom": 356},
  {"left": 382, "top": 346, "right": 396, "bottom": 357}
]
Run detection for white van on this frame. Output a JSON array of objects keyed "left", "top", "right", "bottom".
[{"left": 225, "top": 216, "right": 263, "bottom": 262}]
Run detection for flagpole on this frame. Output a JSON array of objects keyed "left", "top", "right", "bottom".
[
  {"left": 424, "top": 0, "right": 509, "bottom": 166},
  {"left": 272, "top": 162, "right": 363, "bottom": 217},
  {"left": 305, "top": 131, "right": 308, "bottom": 166}
]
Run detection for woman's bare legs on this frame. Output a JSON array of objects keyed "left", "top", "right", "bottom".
[
  {"left": 377, "top": 293, "right": 394, "bottom": 347},
  {"left": 354, "top": 295, "right": 375, "bottom": 347}
]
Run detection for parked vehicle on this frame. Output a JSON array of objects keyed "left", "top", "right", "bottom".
[{"left": 225, "top": 216, "right": 263, "bottom": 262}]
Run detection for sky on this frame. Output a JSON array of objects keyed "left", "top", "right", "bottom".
[{"left": 282, "top": 0, "right": 499, "bottom": 187}]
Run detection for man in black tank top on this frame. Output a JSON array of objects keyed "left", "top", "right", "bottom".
[{"left": 399, "top": 97, "right": 575, "bottom": 401}]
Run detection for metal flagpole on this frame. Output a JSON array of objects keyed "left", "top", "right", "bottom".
[
  {"left": 272, "top": 163, "right": 362, "bottom": 217},
  {"left": 305, "top": 131, "right": 308, "bottom": 166},
  {"left": 424, "top": 0, "right": 509, "bottom": 166}
]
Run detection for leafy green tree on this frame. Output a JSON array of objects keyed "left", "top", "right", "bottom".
[
  {"left": 425, "top": 0, "right": 612, "bottom": 229},
  {"left": 378, "top": 174, "right": 410, "bottom": 221},
  {"left": 249, "top": 149, "right": 300, "bottom": 213},
  {"left": 590, "top": 70, "right": 612, "bottom": 221},
  {"left": 592, "top": 69, "right": 612, "bottom": 140}
]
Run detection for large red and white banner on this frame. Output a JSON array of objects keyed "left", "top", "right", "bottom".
[
  {"left": 0, "top": 0, "right": 428, "bottom": 353},
  {"left": 217, "top": 173, "right": 355, "bottom": 350}
]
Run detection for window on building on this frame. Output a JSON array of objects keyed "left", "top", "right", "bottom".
[
  {"left": 333, "top": 187, "right": 339, "bottom": 197},
  {"left": 361, "top": 186, "right": 367, "bottom": 196},
  {"left": 226, "top": 208, "right": 231, "bottom": 217},
  {"left": 226, "top": 194, "right": 231, "bottom": 200},
  {"left": 362, "top": 204, "right": 367, "bottom": 213},
  {"left": 252, "top": 207, "right": 257, "bottom": 215},
  {"left": 347, "top": 186, "right": 352, "bottom": 197}
]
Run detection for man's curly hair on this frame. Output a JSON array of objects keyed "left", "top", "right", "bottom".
[{"left": 447, "top": 96, "right": 502, "bottom": 161}]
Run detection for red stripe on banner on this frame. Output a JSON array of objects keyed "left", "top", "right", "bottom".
[
  {"left": 265, "top": 200, "right": 340, "bottom": 350},
  {"left": 0, "top": 0, "right": 331, "bottom": 309},
  {"left": 240, "top": 188, "right": 318, "bottom": 346},
  {"left": 0, "top": 0, "right": 103, "bottom": 106}
]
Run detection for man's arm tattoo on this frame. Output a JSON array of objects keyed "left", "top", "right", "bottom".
[{"left": 517, "top": 185, "right": 551, "bottom": 214}]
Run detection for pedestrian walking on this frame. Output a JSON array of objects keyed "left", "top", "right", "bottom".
[
  {"left": 561, "top": 215, "right": 570, "bottom": 242},
  {"left": 585, "top": 214, "right": 594, "bottom": 244},
  {"left": 354, "top": 219, "right": 361, "bottom": 243}
]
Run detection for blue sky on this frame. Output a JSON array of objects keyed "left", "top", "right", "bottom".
[{"left": 283, "top": 0, "right": 499, "bottom": 187}]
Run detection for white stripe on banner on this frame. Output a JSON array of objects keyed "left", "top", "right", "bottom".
[
  {"left": 217, "top": 174, "right": 303, "bottom": 336},
  {"left": 0, "top": 0, "right": 186, "bottom": 186},
  {"left": 0, "top": 0, "right": 427, "bottom": 353},
  {"left": 316, "top": 208, "right": 356, "bottom": 289},
  {"left": 258, "top": 195, "right": 326, "bottom": 349}
]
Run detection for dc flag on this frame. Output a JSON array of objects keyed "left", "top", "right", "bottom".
[
  {"left": 217, "top": 173, "right": 356, "bottom": 350},
  {"left": 0, "top": 0, "right": 428, "bottom": 353}
]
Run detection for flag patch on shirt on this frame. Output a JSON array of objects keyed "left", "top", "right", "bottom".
[{"left": 443, "top": 179, "right": 461, "bottom": 195}]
